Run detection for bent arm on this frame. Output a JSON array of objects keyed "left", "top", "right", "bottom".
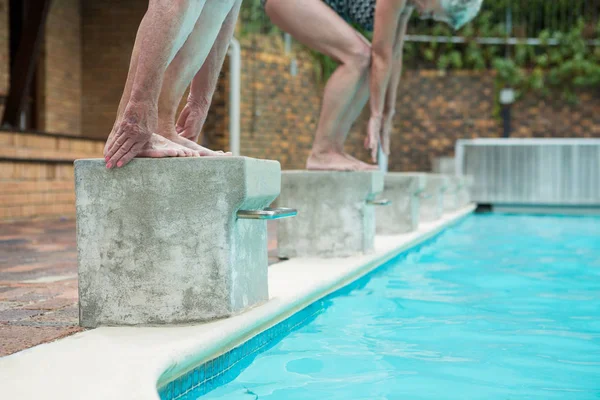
[
  {"left": 188, "top": 1, "right": 241, "bottom": 110},
  {"left": 384, "top": 8, "right": 412, "bottom": 117},
  {"left": 369, "top": 0, "right": 406, "bottom": 119}
]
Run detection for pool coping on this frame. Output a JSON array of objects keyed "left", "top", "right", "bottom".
[{"left": 0, "top": 204, "right": 475, "bottom": 399}]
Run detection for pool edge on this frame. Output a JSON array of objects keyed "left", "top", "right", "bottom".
[{"left": 155, "top": 204, "right": 476, "bottom": 394}]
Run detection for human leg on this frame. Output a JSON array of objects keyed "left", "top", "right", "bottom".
[{"left": 266, "top": 0, "right": 372, "bottom": 171}]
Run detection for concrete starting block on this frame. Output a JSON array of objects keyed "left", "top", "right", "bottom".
[
  {"left": 277, "top": 171, "right": 385, "bottom": 258},
  {"left": 75, "top": 157, "right": 294, "bottom": 327},
  {"left": 376, "top": 173, "right": 425, "bottom": 235},
  {"left": 457, "top": 175, "right": 474, "bottom": 208},
  {"left": 444, "top": 175, "right": 473, "bottom": 212},
  {"left": 444, "top": 176, "right": 460, "bottom": 212},
  {"left": 419, "top": 174, "right": 449, "bottom": 222}
]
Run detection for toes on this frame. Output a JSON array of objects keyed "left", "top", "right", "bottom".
[
  {"left": 186, "top": 148, "right": 200, "bottom": 157},
  {"left": 165, "top": 148, "right": 180, "bottom": 157}
]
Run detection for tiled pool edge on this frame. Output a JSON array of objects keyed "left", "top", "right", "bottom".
[{"left": 155, "top": 204, "right": 477, "bottom": 397}]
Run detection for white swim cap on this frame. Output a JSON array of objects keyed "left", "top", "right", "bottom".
[{"left": 441, "top": 0, "right": 483, "bottom": 30}]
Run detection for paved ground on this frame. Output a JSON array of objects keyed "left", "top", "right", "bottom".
[{"left": 0, "top": 219, "right": 278, "bottom": 357}]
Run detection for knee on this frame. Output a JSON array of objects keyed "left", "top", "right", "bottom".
[{"left": 345, "top": 43, "right": 372, "bottom": 74}]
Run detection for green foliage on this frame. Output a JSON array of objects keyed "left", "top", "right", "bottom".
[
  {"left": 238, "top": 0, "right": 281, "bottom": 37},
  {"left": 491, "top": 19, "right": 600, "bottom": 103}
]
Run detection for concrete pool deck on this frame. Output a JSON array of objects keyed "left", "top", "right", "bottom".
[
  {"left": 0, "top": 219, "right": 82, "bottom": 356},
  {"left": 0, "top": 220, "right": 279, "bottom": 356},
  {"left": 0, "top": 204, "right": 475, "bottom": 399}
]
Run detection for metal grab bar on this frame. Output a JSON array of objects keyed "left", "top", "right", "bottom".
[
  {"left": 366, "top": 199, "right": 391, "bottom": 206},
  {"left": 237, "top": 207, "right": 298, "bottom": 220},
  {"left": 413, "top": 188, "right": 433, "bottom": 199}
]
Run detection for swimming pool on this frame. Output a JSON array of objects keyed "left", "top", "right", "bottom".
[{"left": 163, "top": 214, "right": 600, "bottom": 399}]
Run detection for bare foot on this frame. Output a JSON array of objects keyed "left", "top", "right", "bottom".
[
  {"left": 137, "top": 134, "right": 201, "bottom": 158},
  {"left": 157, "top": 121, "right": 231, "bottom": 156},
  {"left": 163, "top": 131, "right": 231, "bottom": 156},
  {"left": 343, "top": 153, "right": 379, "bottom": 171},
  {"left": 306, "top": 151, "right": 361, "bottom": 171}
]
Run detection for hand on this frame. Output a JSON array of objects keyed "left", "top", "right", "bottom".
[
  {"left": 364, "top": 115, "right": 383, "bottom": 163},
  {"left": 104, "top": 104, "right": 155, "bottom": 168},
  {"left": 381, "top": 111, "right": 395, "bottom": 155},
  {"left": 175, "top": 99, "right": 209, "bottom": 143}
]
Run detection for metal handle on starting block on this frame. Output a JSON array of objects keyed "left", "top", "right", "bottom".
[
  {"left": 237, "top": 207, "right": 298, "bottom": 220},
  {"left": 413, "top": 189, "right": 433, "bottom": 200},
  {"left": 366, "top": 199, "right": 391, "bottom": 206}
]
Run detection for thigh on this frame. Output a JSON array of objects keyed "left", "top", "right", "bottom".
[
  {"left": 265, "top": 0, "right": 369, "bottom": 63},
  {"left": 175, "top": 0, "right": 238, "bottom": 66}
]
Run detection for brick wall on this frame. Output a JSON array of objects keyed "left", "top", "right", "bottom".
[
  {"left": 0, "top": 0, "right": 8, "bottom": 118},
  {"left": 220, "top": 37, "right": 503, "bottom": 171},
  {"left": 0, "top": 162, "right": 76, "bottom": 220},
  {"left": 511, "top": 90, "right": 600, "bottom": 138},
  {"left": 229, "top": 40, "right": 499, "bottom": 171},
  {"left": 346, "top": 70, "right": 502, "bottom": 171},
  {"left": 234, "top": 39, "right": 322, "bottom": 168},
  {"left": 0, "top": 131, "right": 103, "bottom": 221},
  {"left": 38, "top": 0, "right": 82, "bottom": 135},
  {"left": 81, "top": 0, "right": 147, "bottom": 140},
  {"left": 80, "top": 0, "right": 230, "bottom": 143},
  {"left": 227, "top": 38, "right": 600, "bottom": 171}
]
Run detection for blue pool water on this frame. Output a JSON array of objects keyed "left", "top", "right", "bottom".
[{"left": 204, "top": 214, "right": 600, "bottom": 399}]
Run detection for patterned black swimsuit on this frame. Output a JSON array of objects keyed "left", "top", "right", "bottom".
[
  {"left": 261, "top": 0, "right": 377, "bottom": 32},
  {"left": 324, "top": 0, "right": 377, "bottom": 31}
]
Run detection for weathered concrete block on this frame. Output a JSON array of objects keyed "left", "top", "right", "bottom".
[
  {"left": 277, "top": 171, "right": 384, "bottom": 258},
  {"left": 75, "top": 157, "right": 281, "bottom": 327},
  {"left": 420, "top": 174, "right": 449, "bottom": 223},
  {"left": 376, "top": 173, "right": 425, "bottom": 235},
  {"left": 456, "top": 175, "right": 474, "bottom": 209},
  {"left": 444, "top": 175, "right": 474, "bottom": 212},
  {"left": 444, "top": 176, "right": 460, "bottom": 213},
  {"left": 432, "top": 157, "right": 456, "bottom": 175}
]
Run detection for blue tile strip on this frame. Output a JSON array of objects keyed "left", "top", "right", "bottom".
[{"left": 158, "top": 301, "right": 325, "bottom": 400}]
